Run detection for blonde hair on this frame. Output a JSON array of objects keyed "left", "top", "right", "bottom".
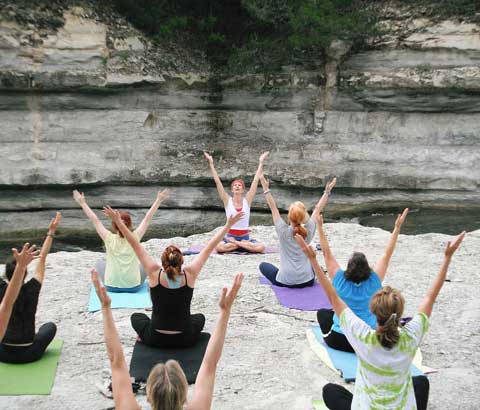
[
  {"left": 147, "top": 360, "right": 188, "bottom": 410},
  {"left": 370, "top": 286, "right": 405, "bottom": 349},
  {"left": 288, "top": 201, "right": 308, "bottom": 239}
]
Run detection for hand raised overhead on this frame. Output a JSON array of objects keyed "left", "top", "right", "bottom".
[
  {"left": 157, "top": 188, "right": 171, "bottom": 202},
  {"left": 219, "top": 273, "right": 244, "bottom": 312},
  {"left": 203, "top": 151, "right": 213, "bottom": 163},
  {"left": 227, "top": 212, "right": 245, "bottom": 227},
  {"left": 103, "top": 206, "right": 121, "bottom": 222},
  {"left": 294, "top": 234, "right": 316, "bottom": 259},
  {"left": 445, "top": 231, "right": 466, "bottom": 258},
  {"left": 12, "top": 243, "right": 40, "bottom": 266},
  {"left": 260, "top": 174, "right": 269, "bottom": 191},
  {"left": 48, "top": 212, "right": 62, "bottom": 234},
  {"left": 325, "top": 177, "right": 337, "bottom": 193},
  {"left": 91, "top": 269, "right": 111, "bottom": 308},
  {"left": 314, "top": 212, "right": 324, "bottom": 227},
  {"left": 72, "top": 190, "right": 85, "bottom": 204},
  {"left": 259, "top": 151, "right": 269, "bottom": 163},
  {"left": 394, "top": 208, "right": 409, "bottom": 229}
]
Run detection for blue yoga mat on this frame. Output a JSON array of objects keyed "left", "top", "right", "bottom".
[
  {"left": 88, "top": 281, "right": 152, "bottom": 312},
  {"left": 311, "top": 326, "right": 423, "bottom": 382}
]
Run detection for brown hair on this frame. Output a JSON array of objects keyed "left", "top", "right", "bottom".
[
  {"left": 161, "top": 245, "right": 184, "bottom": 280},
  {"left": 288, "top": 201, "right": 308, "bottom": 239},
  {"left": 370, "top": 286, "right": 405, "bottom": 349},
  {"left": 345, "top": 252, "right": 371, "bottom": 283},
  {"left": 112, "top": 212, "right": 133, "bottom": 238},
  {"left": 146, "top": 360, "right": 188, "bottom": 410}
]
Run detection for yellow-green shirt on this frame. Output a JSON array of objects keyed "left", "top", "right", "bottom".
[{"left": 104, "top": 231, "right": 141, "bottom": 288}]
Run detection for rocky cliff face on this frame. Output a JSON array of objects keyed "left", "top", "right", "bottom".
[{"left": 0, "top": 2, "right": 479, "bottom": 237}]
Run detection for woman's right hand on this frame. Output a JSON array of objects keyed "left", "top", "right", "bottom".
[
  {"left": 203, "top": 151, "right": 213, "bottom": 163},
  {"left": 103, "top": 206, "right": 121, "bottom": 223},
  {"left": 325, "top": 177, "right": 337, "bottom": 194},
  {"left": 73, "top": 190, "right": 85, "bottom": 204},
  {"left": 219, "top": 273, "right": 244, "bottom": 312},
  {"left": 12, "top": 243, "right": 40, "bottom": 267},
  {"left": 260, "top": 174, "right": 269, "bottom": 191},
  {"left": 227, "top": 212, "right": 245, "bottom": 227},
  {"left": 445, "top": 231, "right": 466, "bottom": 259},
  {"left": 394, "top": 208, "right": 409, "bottom": 229},
  {"left": 314, "top": 212, "right": 324, "bottom": 227},
  {"left": 294, "top": 234, "right": 316, "bottom": 259},
  {"left": 48, "top": 212, "right": 62, "bottom": 234},
  {"left": 91, "top": 269, "right": 111, "bottom": 308}
]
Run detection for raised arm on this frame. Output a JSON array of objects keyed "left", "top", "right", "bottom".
[
  {"left": 315, "top": 213, "right": 340, "bottom": 279},
  {"left": 295, "top": 235, "right": 346, "bottom": 317},
  {"left": 91, "top": 270, "right": 140, "bottom": 410},
  {"left": 374, "top": 208, "right": 409, "bottom": 281},
  {"left": 311, "top": 177, "right": 336, "bottom": 219},
  {"left": 73, "top": 190, "right": 109, "bottom": 241},
  {"left": 35, "top": 212, "right": 61, "bottom": 284},
  {"left": 189, "top": 273, "right": 243, "bottom": 410},
  {"left": 185, "top": 213, "right": 244, "bottom": 279},
  {"left": 135, "top": 189, "right": 171, "bottom": 240},
  {"left": 0, "top": 243, "right": 39, "bottom": 341},
  {"left": 246, "top": 151, "right": 269, "bottom": 206},
  {"left": 204, "top": 152, "right": 229, "bottom": 206},
  {"left": 418, "top": 231, "right": 465, "bottom": 317},
  {"left": 260, "top": 175, "right": 281, "bottom": 223},
  {"left": 103, "top": 206, "right": 160, "bottom": 279}
]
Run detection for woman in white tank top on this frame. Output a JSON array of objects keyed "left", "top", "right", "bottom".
[{"left": 204, "top": 151, "right": 269, "bottom": 253}]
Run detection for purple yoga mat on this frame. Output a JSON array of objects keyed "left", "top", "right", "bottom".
[
  {"left": 259, "top": 276, "right": 332, "bottom": 311},
  {"left": 182, "top": 244, "right": 279, "bottom": 255}
]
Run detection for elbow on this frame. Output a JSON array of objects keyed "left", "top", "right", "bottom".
[{"left": 147, "top": 263, "right": 161, "bottom": 277}]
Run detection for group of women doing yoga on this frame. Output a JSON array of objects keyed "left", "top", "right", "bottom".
[{"left": 0, "top": 151, "right": 466, "bottom": 410}]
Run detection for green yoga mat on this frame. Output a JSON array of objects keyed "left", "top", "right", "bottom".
[
  {"left": 0, "top": 339, "right": 63, "bottom": 395},
  {"left": 313, "top": 399, "right": 328, "bottom": 410}
]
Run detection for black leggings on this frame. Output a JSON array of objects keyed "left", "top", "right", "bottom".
[
  {"left": 0, "top": 322, "right": 57, "bottom": 364},
  {"left": 131, "top": 313, "right": 205, "bottom": 348},
  {"left": 259, "top": 262, "right": 315, "bottom": 288},
  {"left": 323, "top": 376, "right": 430, "bottom": 410},
  {"left": 317, "top": 309, "right": 354, "bottom": 353}
]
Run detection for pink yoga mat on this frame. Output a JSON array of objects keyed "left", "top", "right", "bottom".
[{"left": 259, "top": 276, "right": 332, "bottom": 311}]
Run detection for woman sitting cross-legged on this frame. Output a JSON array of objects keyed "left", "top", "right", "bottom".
[
  {"left": 91, "top": 268, "right": 243, "bottom": 410},
  {"left": 296, "top": 213, "right": 466, "bottom": 410},
  {"left": 258, "top": 175, "right": 336, "bottom": 288},
  {"left": 73, "top": 189, "right": 170, "bottom": 293},
  {"left": 103, "top": 206, "right": 243, "bottom": 348},
  {"left": 316, "top": 208, "right": 409, "bottom": 353},
  {"left": 0, "top": 213, "right": 60, "bottom": 364}
]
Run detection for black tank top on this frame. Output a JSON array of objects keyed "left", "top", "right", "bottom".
[{"left": 150, "top": 270, "right": 193, "bottom": 331}]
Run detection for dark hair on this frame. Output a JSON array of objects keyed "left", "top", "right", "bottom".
[
  {"left": 161, "top": 245, "right": 184, "bottom": 281},
  {"left": 370, "top": 286, "right": 405, "bottom": 348},
  {"left": 4, "top": 257, "right": 27, "bottom": 282},
  {"left": 344, "top": 252, "right": 371, "bottom": 283}
]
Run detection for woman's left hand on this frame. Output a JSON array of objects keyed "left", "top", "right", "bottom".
[
  {"left": 294, "top": 234, "right": 316, "bottom": 259},
  {"left": 47, "top": 212, "right": 62, "bottom": 234},
  {"left": 91, "top": 269, "right": 111, "bottom": 308},
  {"left": 103, "top": 206, "right": 121, "bottom": 222},
  {"left": 157, "top": 188, "right": 171, "bottom": 202}
]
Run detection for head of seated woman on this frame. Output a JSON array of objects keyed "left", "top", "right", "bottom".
[
  {"left": 288, "top": 201, "right": 308, "bottom": 238},
  {"left": 111, "top": 211, "right": 133, "bottom": 237},
  {"left": 161, "top": 245, "right": 184, "bottom": 280},
  {"left": 147, "top": 360, "right": 188, "bottom": 410},
  {"left": 370, "top": 286, "right": 405, "bottom": 349},
  {"left": 5, "top": 258, "right": 28, "bottom": 282},
  {"left": 345, "top": 252, "right": 371, "bottom": 283},
  {"left": 230, "top": 179, "right": 245, "bottom": 194}
]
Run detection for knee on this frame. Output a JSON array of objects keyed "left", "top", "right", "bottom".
[
  {"left": 40, "top": 322, "right": 57, "bottom": 338},
  {"left": 322, "top": 383, "right": 337, "bottom": 404},
  {"left": 259, "top": 262, "right": 269, "bottom": 273}
]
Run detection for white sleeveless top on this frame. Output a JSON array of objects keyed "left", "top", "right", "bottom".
[{"left": 225, "top": 197, "right": 250, "bottom": 231}]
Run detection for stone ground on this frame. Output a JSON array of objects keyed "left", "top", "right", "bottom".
[{"left": 1, "top": 223, "right": 479, "bottom": 410}]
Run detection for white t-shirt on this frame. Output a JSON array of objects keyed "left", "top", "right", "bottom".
[{"left": 340, "top": 308, "right": 429, "bottom": 410}]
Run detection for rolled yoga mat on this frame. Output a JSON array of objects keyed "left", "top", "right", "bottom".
[
  {"left": 88, "top": 281, "right": 151, "bottom": 312},
  {"left": 307, "top": 326, "right": 427, "bottom": 382},
  {"left": 259, "top": 276, "right": 332, "bottom": 311},
  {"left": 0, "top": 339, "right": 63, "bottom": 395},
  {"left": 129, "top": 333, "right": 211, "bottom": 384}
]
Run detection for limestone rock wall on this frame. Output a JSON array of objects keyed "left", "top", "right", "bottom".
[{"left": 0, "top": 3, "right": 479, "bottom": 211}]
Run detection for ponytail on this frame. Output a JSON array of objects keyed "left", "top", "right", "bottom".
[
  {"left": 293, "top": 224, "right": 308, "bottom": 239},
  {"left": 161, "top": 245, "right": 184, "bottom": 280},
  {"left": 370, "top": 286, "right": 405, "bottom": 349},
  {"left": 288, "top": 201, "right": 308, "bottom": 239}
]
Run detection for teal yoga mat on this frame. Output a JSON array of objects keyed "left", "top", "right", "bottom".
[
  {"left": 309, "top": 326, "right": 424, "bottom": 382},
  {"left": 0, "top": 339, "right": 63, "bottom": 395},
  {"left": 88, "top": 281, "right": 152, "bottom": 312}
]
